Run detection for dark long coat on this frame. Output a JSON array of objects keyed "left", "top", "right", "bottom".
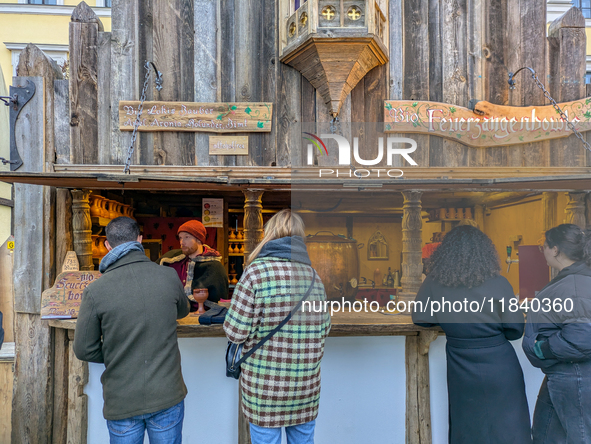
[{"left": 413, "top": 275, "right": 532, "bottom": 444}]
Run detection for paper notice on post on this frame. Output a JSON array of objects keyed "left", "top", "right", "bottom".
[{"left": 202, "top": 198, "right": 223, "bottom": 227}]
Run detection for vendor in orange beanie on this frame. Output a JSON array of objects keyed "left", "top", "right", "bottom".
[{"left": 160, "top": 220, "right": 228, "bottom": 307}]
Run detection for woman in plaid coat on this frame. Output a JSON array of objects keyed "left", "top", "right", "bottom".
[{"left": 224, "top": 209, "right": 331, "bottom": 444}]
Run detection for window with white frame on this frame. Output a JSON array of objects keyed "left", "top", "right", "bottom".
[
  {"left": 18, "top": 0, "right": 64, "bottom": 4},
  {"left": 574, "top": 0, "right": 591, "bottom": 18},
  {"left": 96, "top": 0, "right": 112, "bottom": 7}
]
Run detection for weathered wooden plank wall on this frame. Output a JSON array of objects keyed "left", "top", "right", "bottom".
[
  {"left": 548, "top": 7, "right": 587, "bottom": 167},
  {"left": 79, "top": 1, "right": 591, "bottom": 169},
  {"left": 12, "top": 73, "right": 54, "bottom": 444},
  {"left": 109, "top": 0, "right": 141, "bottom": 165},
  {"left": 69, "top": 3, "right": 102, "bottom": 165},
  {"left": 153, "top": 0, "right": 195, "bottom": 165}
]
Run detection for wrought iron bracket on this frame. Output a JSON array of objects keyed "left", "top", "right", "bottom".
[{"left": 8, "top": 80, "right": 36, "bottom": 171}]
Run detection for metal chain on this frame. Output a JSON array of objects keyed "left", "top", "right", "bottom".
[
  {"left": 123, "top": 61, "right": 163, "bottom": 174},
  {"left": 509, "top": 67, "right": 591, "bottom": 154}
]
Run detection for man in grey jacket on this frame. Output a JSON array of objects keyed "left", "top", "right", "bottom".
[{"left": 74, "top": 217, "right": 190, "bottom": 444}]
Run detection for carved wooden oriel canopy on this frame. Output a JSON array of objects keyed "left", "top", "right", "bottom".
[{"left": 280, "top": 0, "right": 389, "bottom": 117}]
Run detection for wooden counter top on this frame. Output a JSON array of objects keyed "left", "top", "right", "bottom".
[{"left": 48, "top": 311, "right": 440, "bottom": 338}]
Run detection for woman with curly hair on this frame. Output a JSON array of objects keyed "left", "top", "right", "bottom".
[{"left": 413, "top": 225, "right": 531, "bottom": 444}]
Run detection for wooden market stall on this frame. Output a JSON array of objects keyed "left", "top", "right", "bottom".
[{"left": 2, "top": 1, "right": 591, "bottom": 443}]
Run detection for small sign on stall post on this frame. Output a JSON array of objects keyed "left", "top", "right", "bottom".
[
  {"left": 209, "top": 136, "right": 249, "bottom": 155},
  {"left": 61, "top": 251, "right": 80, "bottom": 272},
  {"left": 202, "top": 198, "right": 224, "bottom": 228}
]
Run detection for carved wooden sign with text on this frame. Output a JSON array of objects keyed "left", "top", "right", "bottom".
[
  {"left": 384, "top": 98, "right": 591, "bottom": 148},
  {"left": 119, "top": 101, "right": 273, "bottom": 133},
  {"left": 41, "top": 271, "right": 101, "bottom": 319}
]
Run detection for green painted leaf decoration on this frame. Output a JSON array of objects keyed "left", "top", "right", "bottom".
[
  {"left": 586, "top": 99, "right": 591, "bottom": 105},
  {"left": 457, "top": 134, "right": 461, "bottom": 139},
  {"left": 412, "top": 102, "right": 418, "bottom": 107},
  {"left": 481, "top": 135, "right": 486, "bottom": 139},
  {"left": 518, "top": 136, "right": 524, "bottom": 141},
  {"left": 257, "top": 121, "right": 264, "bottom": 128},
  {"left": 217, "top": 114, "right": 224, "bottom": 120},
  {"left": 449, "top": 107, "right": 457, "bottom": 113},
  {"left": 385, "top": 124, "right": 392, "bottom": 130},
  {"left": 245, "top": 106, "right": 252, "bottom": 115},
  {"left": 584, "top": 111, "right": 591, "bottom": 119},
  {"left": 385, "top": 103, "right": 392, "bottom": 110},
  {"left": 230, "top": 105, "right": 237, "bottom": 111},
  {"left": 413, "top": 122, "right": 419, "bottom": 127}
]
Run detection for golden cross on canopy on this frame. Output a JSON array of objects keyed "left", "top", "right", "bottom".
[
  {"left": 322, "top": 6, "right": 336, "bottom": 20},
  {"left": 348, "top": 6, "right": 361, "bottom": 20}
]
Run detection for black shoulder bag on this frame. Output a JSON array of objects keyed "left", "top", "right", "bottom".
[{"left": 226, "top": 269, "right": 317, "bottom": 379}]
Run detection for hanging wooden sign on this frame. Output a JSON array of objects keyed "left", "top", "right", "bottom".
[
  {"left": 41, "top": 271, "right": 101, "bottom": 319},
  {"left": 119, "top": 101, "right": 273, "bottom": 133},
  {"left": 384, "top": 98, "right": 591, "bottom": 148},
  {"left": 209, "top": 136, "right": 248, "bottom": 155}
]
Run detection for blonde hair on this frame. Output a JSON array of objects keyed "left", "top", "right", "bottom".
[{"left": 246, "top": 209, "right": 306, "bottom": 265}]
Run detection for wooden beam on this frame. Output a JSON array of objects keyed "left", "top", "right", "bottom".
[
  {"left": 548, "top": 7, "right": 586, "bottom": 167},
  {"left": 0, "top": 359, "right": 14, "bottom": 443},
  {"left": 56, "top": 189, "right": 74, "bottom": 273},
  {"left": 52, "top": 328, "right": 69, "bottom": 444},
  {"left": 194, "top": 0, "right": 218, "bottom": 167},
  {"left": 153, "top": 0, "right": 195, "bottom": 165},
  {"left": 69, "top": 2, "right": 102, "bottom": 165},
  {"left": 12, "top": 76, "right": 45, "bottom": 314},
  {"left": 12, "top": 314, "right": 54, "bottom": 444},
  {"left": 440, "top": 0, "right": 469, "bottom": 167},
  {"left": 12, "top": 46, "right": 61, "bottom": 442},
  {"left": 97, "top": 31, "right": 112, "bottom": 165},
  {"left": 110, "top": 0, "right": 141, "bottom": 165},
  {"left": 54, "top": 79, "right": 71, "bottom": 165},
  {"left": 17, "top": 44, "right": 63, "bottom": 170},
  {"left": 66, "top": 342, "right": 88, "bottom": 444}
]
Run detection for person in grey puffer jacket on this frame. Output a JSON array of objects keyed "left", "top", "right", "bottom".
[{"left": 522, "top": 224, "right": 591, "bottom": 444}]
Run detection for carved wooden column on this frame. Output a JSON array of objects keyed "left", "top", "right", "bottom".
[
  {"left": 243, "top": 190, "right": 265, "bottom": 263},
  {"left": 71, "top": 190, "right": 93, "bottom": 271},
  {"left": 399, "top": 191, "right": 423, "bottom": 306},
  {"left": 565, "top": 192, "right": 586, "bottom": 229},
  {"left": 240, "top": 189, "right": 264, "bottom": 444}
]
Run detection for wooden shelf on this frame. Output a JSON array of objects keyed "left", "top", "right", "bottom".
[
  {"left": 228, "top": 253, "right": 244, "bottom": 257},
  {"left": 228, "top": 239, "right": 244, "bottom": 242},
  {"left": 426, "top": 218, "right": 474, "bottom": 223},
  {"left": 91, "top": 216, "right": 111, "bottom": 227}
]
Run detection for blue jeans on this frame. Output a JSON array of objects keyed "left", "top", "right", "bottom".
[
  {"left": 533, "top": 367, "right": 591, "bottom": 444},
  {"left": 107, "top": 400, "right": 184, "bottom": 444},
  {"left": 249, "top": 420, "right": 316, "bottom": 444}
]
